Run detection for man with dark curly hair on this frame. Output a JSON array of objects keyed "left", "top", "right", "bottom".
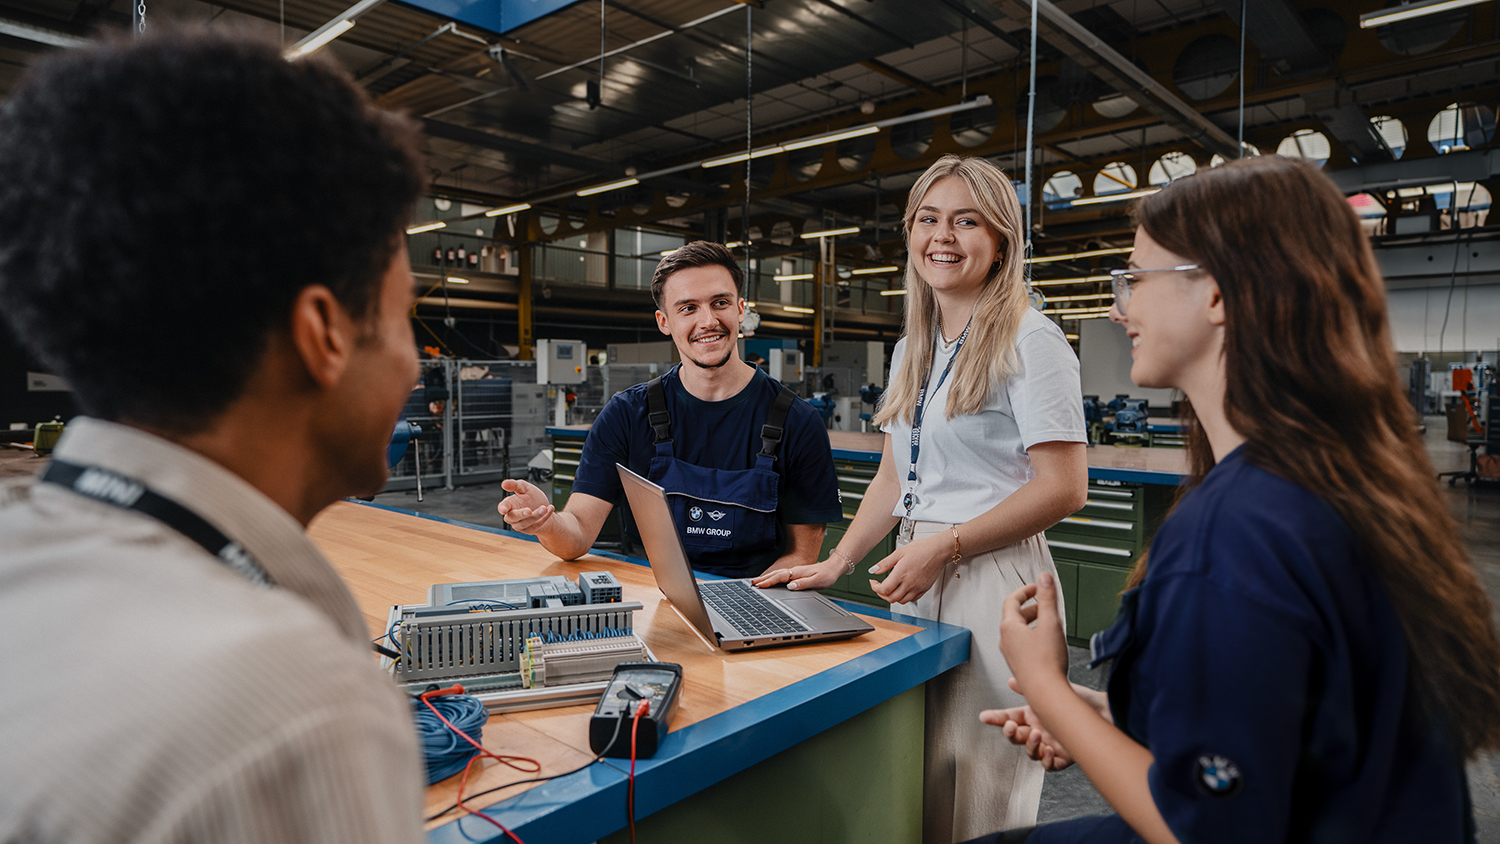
[{"left": 0, "top": 28, "right": 428, "bottom": 843}]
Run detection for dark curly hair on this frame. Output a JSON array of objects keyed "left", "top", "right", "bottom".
[{"left": 0, "top": 26, "right": 425, "bottom": 432}]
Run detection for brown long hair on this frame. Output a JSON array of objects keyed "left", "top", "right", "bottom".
[
  {"left": 873, "top": 155, "right": 1029, "bottom": 426},
  {"left": 1126, "top": 155, "right": 1500, "bottom": 758}
]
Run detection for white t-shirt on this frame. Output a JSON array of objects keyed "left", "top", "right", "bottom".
[{"left": 882, "top": 307, "right": 1086, "bottom": 524}]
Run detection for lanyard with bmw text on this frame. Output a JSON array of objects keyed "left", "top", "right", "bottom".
[
  {"left": 904, "top": 319, "right": 972, "bottom": 516},
  {"left": 40, "top": 459, "right": 275, "bottom": 588}
]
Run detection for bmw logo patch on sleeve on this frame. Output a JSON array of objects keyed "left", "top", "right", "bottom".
[
  {"left": 1194, "top": 754, "right": 1243, "bottom": 798},
  {"left": 689, "top": 506, "right": 703, "bottom": 522}
]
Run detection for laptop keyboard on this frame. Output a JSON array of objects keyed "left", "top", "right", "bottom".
[{"left": 700, "top": 580, "right": 810, "bottom": 636}]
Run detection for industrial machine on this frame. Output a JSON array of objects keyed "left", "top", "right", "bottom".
[{"left": 536, "top": 339, "right": 587, "bottom": 426}]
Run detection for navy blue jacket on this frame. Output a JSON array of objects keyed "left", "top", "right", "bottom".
[{"left": 1032, "top": 446, "right": 1469, "bottom": 844}]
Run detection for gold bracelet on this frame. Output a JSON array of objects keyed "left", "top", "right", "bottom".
[
  {"left": 829, "top": 546, "right": 855, "bottom": 575},
  {"left": 949, "top": 524, "right": 962, "bottom": 564}
]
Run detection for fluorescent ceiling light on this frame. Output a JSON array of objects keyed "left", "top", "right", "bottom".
[
  {"left": 287, "top": 0, "right": 384, "bottom": 57},
  {"left": 723, "top": 241, "right": 744, "bottom": 249},
  {"left": 485, "top": 202, "right": 530, "bottom": 217},
  {"left": 1071, "top": 312, "right": 1112, "bottom": 320},
  {"left": 1031, "top": 274, "right": 1112, "bottom": 287},
  {"left": 1026, "top": 247, "right": 1131, "bottom": 264},
  {"left": 774, "top": 273, "right": 815, "bottom": 281},
  {"left": 780, "top": 125, "right": 880, "bottom": 152},
  {"left": 1064, "top": 334, "right": 1079, "bottom": 340},
  {"left": 1069, "top": 188, "right": 1160, "bottom": 207},
  {"left": 577, "top": 178, "right": 639, "bottom": 197},
  {"left": 1360, "top": 0, "right": 1487, "bottom": 28},
  {"left": 878, "top": 289, "right": 907, "bottom": 296},
  {"left": 445, "top": 277, "right": 470, "bottom": 284},
  {"left": 702, "top": 147, "right": 785, "bottom": 168},
  {"left": 289, "top": 19, "right": 354, "bottom": 57},
  {"left": 701, "top": 98, "right": 990, "bottom": 169},
  {"left": 783, "top": 305, "right": 815, "bottom": 314},
  {"left": 1045, "top": 292, "right": 1113, "bottom": 302},
  {"left": 406, "top": 221, "right": 446, "bottom": 234},
  {"left": 1048, "top": 305, "right": 1113, "bottom": 315},
  {"left": 801, "top": 226, "right": 860, "bottom": 239},
  {"left": 852, "top": 265, "right": 901, "bottom": 275}
]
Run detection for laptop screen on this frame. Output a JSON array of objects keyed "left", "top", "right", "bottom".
[{"left": 615, "top": 464, "right": 720, "bottom": 644}]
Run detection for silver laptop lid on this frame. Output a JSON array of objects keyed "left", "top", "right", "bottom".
[{"left": 615, "top": 463, "right": 720, "bottom": 644}]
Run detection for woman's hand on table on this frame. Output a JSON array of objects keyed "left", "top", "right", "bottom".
[
  {"left": 998, "top": 573, "right": 1071, "bottom": 696},
  {"left": 981, "top": 702, "right": 1075, "bottom": 771},
  {"left": 751, "top": 558, "right": 846, "bottom": 591},
  {"left": 868, "top": 533, "right": 951, "bottom": 605},
  {"left": 495, "top": 478, "right": 555, "bottom": 534}
]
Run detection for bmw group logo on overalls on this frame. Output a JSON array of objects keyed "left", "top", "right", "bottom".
[
  {"left": 1194, "top": 754, "right": 1243, "bottom": 797},
  {"left": 689, "top": 506, "right": 704, "bottom": 522}
]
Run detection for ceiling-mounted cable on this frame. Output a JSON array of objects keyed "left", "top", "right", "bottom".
[
  {"left": 743, "top": 5, "right": 753, "bottom": 277},
  {"left": 1023, "top": 0, "right": 1039, "bottom": 278},
  {"left": 1238, "top": 0, "right": 1246, "bottom": 155}
]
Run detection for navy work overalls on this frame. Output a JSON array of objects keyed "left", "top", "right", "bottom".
[{"left": 644, "top": 376, "right": 797, "bottom": 574}]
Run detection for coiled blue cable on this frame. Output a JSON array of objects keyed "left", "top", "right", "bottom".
[{"left": 412, "top": 694, "right": 489, "bottom": 785}]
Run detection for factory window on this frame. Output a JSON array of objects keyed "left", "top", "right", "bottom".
[
  {"left": 788, "top": 146, "right": 822, "bottom": 181},
  {"left": 1148, "top": 151, "right": 1197, "bottom": 185},
  {"left": 1093, "top": 92, "right": 1138, "bottom": 118},
  {"left": 1369, "top": 115, "right": 1408, "bottom": 159},
  {"left": 1374, "top": 5, "right": 1466, "bottom": 57},
  {"left": 1172, "top": 34, "right": 1239, "bottom": 100},
  {"left": 837, "top": 132, "right": 875, "bottom": 171},
  {"left": 1209, "top": 143, "right": 1259, "bottom": 168},
  {"left": 1093, "top": 162, "right": 1138, "bottom": 197},
  {"left": 951, "top": 102, "right": 999, "bottom": 148},
  {"left": 1276, "top": 129, "right": 1331, "bottom": 168},
  {"left": 1427, "top": 103, "right": 1496, "bottom": 155},
  {"left": 890, "top": 109, "right": 934, "bottom": 160},
  {"left": 1043, "top": 171, "right": 1083, "bottom": 208}
]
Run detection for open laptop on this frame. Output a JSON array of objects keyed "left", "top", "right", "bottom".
[{"left": 616, "top": 463, "right": 874, "bottom": 652}]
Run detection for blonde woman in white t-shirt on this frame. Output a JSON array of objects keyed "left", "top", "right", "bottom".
[{"left": 754, "top": 155, "right": 1088, "bottom": 842}]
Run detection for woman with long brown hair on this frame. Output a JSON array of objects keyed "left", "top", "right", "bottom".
[
  {"left": 979, "top": 154, "right": 1500, "bottom": 844},
  {"left": 755, "top": 154, "right": 1088, "bottom": 840}
]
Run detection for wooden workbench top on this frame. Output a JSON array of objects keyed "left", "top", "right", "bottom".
[{"left": 306, "top": 501, "right": 936, "bottom": 830}]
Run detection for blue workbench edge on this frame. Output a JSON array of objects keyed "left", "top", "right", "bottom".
[
  {"left": 342, "top": 500, "right": 970, "bottom": 844},
  {"left": 1087, "top": 466, "right": 1186, "bottom": 486},
  {"left": 830, "top": 446, "right": 883, "bottom": 464}
]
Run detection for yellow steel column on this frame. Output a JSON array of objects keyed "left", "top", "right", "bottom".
[{"left": 518, "top": 238, "right": 534, "bottom": 361}]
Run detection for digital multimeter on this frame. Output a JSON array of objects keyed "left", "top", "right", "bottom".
[{"left": 589, "top": 661, "right": 683, "bottom": 758}]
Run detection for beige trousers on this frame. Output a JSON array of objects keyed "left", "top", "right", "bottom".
[{"left": 892, "top": 521, "right": 1064, "bottom": 843}]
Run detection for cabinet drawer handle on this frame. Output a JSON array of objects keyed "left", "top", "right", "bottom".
[
  {"left": 554, "top": 474, "right": 575, "bottom": 482},
  {"left": 1063, "top": 516, "right": 1133, "bottom": 530},
  {"left": 1084, "top": 500, "right": 1134, "bottom": 511},
  {"left": 1046, "top": 539, "right": 1132, "bottom": 557},
  {"left": 1087, "top": 489, "right": 1133, "bottom": 499}
]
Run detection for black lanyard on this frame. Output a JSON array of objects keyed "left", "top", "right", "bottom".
[
  {"left": 41, "top": 459, "right": 274, "bottom": 588},
  {"left": 904, "top": 319, "right": 972, "bottom": 515}
]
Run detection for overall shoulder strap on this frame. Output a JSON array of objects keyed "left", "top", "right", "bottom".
[
  {"left": 646, "top": 376, "right": 672, "bottom": 444},
  {"left": 759, "top": 385, "right": 797, "bottom": 459}
]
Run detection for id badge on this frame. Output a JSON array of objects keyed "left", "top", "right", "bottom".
[{"left": 898, "top": 517, "right": 914, "bottom": 542}]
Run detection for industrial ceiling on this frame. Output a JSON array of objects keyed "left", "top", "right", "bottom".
[{"left": 0, "top": 0, "right": 1495, "bottom": 347}]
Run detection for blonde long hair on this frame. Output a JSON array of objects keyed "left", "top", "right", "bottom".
[{"left": 873, "top": 155, "right": 1029, "bottom": 426}]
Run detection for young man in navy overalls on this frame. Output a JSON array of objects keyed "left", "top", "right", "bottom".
[{"left": 497, "top": 241, "right": 843, "bottom": 579}]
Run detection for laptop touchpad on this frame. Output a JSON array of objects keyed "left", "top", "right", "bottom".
[{"left": 780, "top": 595, "right": 849, "bottom": 620}]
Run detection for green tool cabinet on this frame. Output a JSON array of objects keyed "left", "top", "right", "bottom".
[
  {"left": 547, "top": 428, "right": 624, "bottom": 547},
  {"left": 1046, "top": 477, "right": 1178, "bottom": 646},
  {"left": 817, "top": 452, "right": 897, "bottom": 608}
]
